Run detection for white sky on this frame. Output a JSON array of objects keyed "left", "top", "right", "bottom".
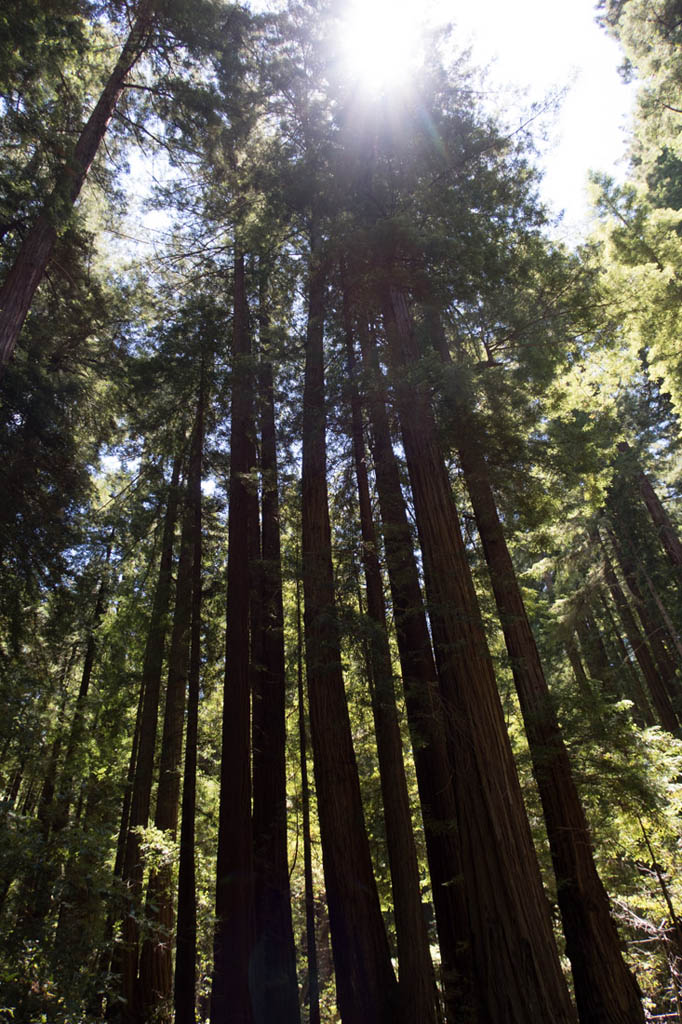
[
  {"left": 125, "top": 0, "right": 637, "bottom": 248},
  {"left": 447, "top": 0, "right": 636, "bottom": 237}
]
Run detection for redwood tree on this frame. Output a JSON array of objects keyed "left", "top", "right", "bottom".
[
  {"left": 300, "top": 239, "right": 399, "bottom": 1024},
  {"left": 381, "top": 282, "right": 576, "bottom": 1023},
  {"left": 211, "top": 251, "right": 257, "bottom": 1024},
  {"left": 0, "top": 0, "right": 159, "bottom": 371}
]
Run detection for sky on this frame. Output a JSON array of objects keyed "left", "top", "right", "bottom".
[
  {"left": 126, "top": 0, "right": 637, "bottom": 249},
  {"left": 444, "top": 0, "right": 636, "bottom": 237}
]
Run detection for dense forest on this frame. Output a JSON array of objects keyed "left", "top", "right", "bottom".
[{"left": 2, "top": 0, "right": 682, "bottom": 1021}]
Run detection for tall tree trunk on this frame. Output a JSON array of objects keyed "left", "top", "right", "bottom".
[
  {"left": 251, "top": 349, "right": 300, "bottom": 1024},
  {"left": 565, "top": 639, "right": 592, "bottom": 697},
  {"left": 598, "top": 590, "right": 654, "bottom": 727},
  {"left": 212, "top": 251, "right": 256, "bottom": 1024},
  {"left": 115, "top": 680, "right": 145, "bottom": 882},
  {"left": 35, "top": 645, "right": 78, "bottom": 837},
  {"left": 382, "top": 283, "right": 575, "bottom": 1023},
  {"left": 342, "top": 300, "right": 438, "bottom": 1024},
  {"left": 300, "top": 245, "right": 398, "bottom": 1024},
  {"left": 618, "top": 442, "right": 682, "bottom": 572},
  {"left": 52, "top": 564, "right": 110, "bottom": 833},
  {"left": 576, "top": 612, "right": 619, "bottom": 699},
  {"left": 606, "top": 522, "right": 682, "bottom": 726},
  {"left": 137, "top": 477, "right": 194, "bottom": 1021},
  {"left": 296, "top": 573, "right": 320, "bottom": 1024},
  {"left": 448, "top": 404, "right": 644, "bottom": 1021},
  {"left": 355, "top": 317, "right": 471, "bottom": 1023},
  {"left": 641, "top": 566, "right": 682, "bottom": 663},
  {"left": 120, "top": 454, "right": 181, "bottom": 1024},
  {"left": 91, "top": 677, "right": 146, "bottom": 1019},
  {"left": 595, "top": 530, "right": 659, "bottom": 702},
  {"left": 0, "top": 0, "right": 157, "bottom": 371},
  {"left": 174, "top": 362, "right": 206, "bottom": 1024}
]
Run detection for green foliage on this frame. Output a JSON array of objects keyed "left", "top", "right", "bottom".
[{"left": 4, "top": 0, "right": 682, "bottom": 1019}]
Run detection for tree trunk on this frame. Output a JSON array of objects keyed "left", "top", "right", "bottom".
[
  {"left": 137, "top": 475, "right": 194, "bottom": 1021},
  {"left": 120, "top": 454, "right": 181, "bottom": 1024},
  {"left": 618, "top": 442, "right": 682, "bottom": 572},
  {"left": 450, "top": 406, "right": 643, "bottom": 1022},
  {"left": 602, "top": 532, "right": 675, "bottom": 733},
  {"left": 296, "top": 573, "right": 320, "bottom": 1024},
  {"left": 565, "top": 639, "right": 592, "bottom": 697},
  {"left": 115, "top": 679, "right": 145, "bottom": 882},
  {"left": 641, "top": 565, "right": 682, "bottom": 663},
  {"left": 301, "top": 245, "right": 398, "bottom": 1024},
  {"left": 606, "top": 522, "right": 681, "bottom": 728},
  {"left": 594, "top": 530, "right": 660, "bottom": 704},
  {"left": 53, "top": 565, "right": 110, "bottom": 833},
  {"left": 598, "top": 590, "right": 654, "bottom": 728},
  {"left": 174, "top": 362, "right": 206, "bottom": 1024},
  {"left": 382, "top": 283, "right": 575, "bottom": 1024},
  {"left": 35, "top": 646, "right": 78, "bottom": 838},
  {"left": 211, "top": 251, "right": 256, "bottom": 1024},
  {"left": 91, "top": 676, "right": 145, "bottom": 1019},
  {"left": 0, "top": 0, "right": 158, "bottom": 370},
  {"left": 342, "top": 298, "right": 438, "bottom": 1024},
  {"left": 251, "top": 351, "right": 300, "bottom": 1024},
  {"left": 355, "top": 317, "right": 471, "bottom": 1023}
]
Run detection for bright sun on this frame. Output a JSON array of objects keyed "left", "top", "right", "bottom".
[{"left": 338, "top": 0, "right": 425, "bottom": 95}]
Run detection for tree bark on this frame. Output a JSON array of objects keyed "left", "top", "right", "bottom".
[
  {"left": 598, "top": 535, "right": 673, "bottom": 730},
  {"left": 565, "top": 639, "right": 592, "bottom": 698},
  {"left": 641, "top": 566, "right": 682, "bottom": 662},
  {"left": 0, "top": 0, "right": 158, "bottom": 371},
  {"left": 52, "top": 564, "right": 110, "bottom": 833},
  {"left": 598, "top": 590, "right": 655, "bottom": 728},
  {"left": 174, "top": 362, "right": 206, "bottom": 1024},
  {"left": 35, "top": 646, "right": 78, "bottom": 838},
  {"left": 343, "top": 299, "right": 438, "bottom": 1024},
  {"left": 606, "top": 522, "right": 681, "bottom": 728},
  {"left": 120, "top": 454, "right": 181, "bottom": 1024},
  {"left": 251, "top": 351, "right": 301, "bottom": 1024},
  {"left": 450, "top": 406, "right": 643, "bottom": 1022},
  {"left": 355, "top": 317, "right": 471, "bottom": 1023},
  {"left": 382, "top": 283, "right": 575, "bottom": 1024},
  {"left": 301, "top": 246, "right": 399, "bottom": 1024},
  {"left": 618, "top": 442, "right": 682, "bottom": 572},
  {"left": 137, "top": 473, "right": 194, "bottom": 1021},
  {"left": 211, "top": 251, "right": 256, "bottom": 1024},
  {"left": 295, "top": 573, "right": 320, "bottom": 1024},
  {"left": 114, "top": 679, "right": 145, "bottom": 882}
]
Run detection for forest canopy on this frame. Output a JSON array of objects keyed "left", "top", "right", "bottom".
[{"left": 2, "top": 1, "right": 682, "bottom": 1022}]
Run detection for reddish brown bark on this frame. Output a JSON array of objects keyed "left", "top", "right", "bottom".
[
  {"left": 606, "top": 523, "right": 682, "bottom": 728},
  {"left": 137, "top": 477, "right": 194, "bottom": 1021},
  {"left": 382, "top": 284, "right": 575, "bottom": 1024},
  {"left": 356, "top": 317, "right": 471, "bottom": 1023},
  {"left": 598, "top": 590, "right": 655, "bottom": 728},
  {"left": 452, "top": 421, "right": 643, "bottom": 1023},
  {"left": 295, "top": 573, "right": 320, "bottom": 1024},
  {"left": 174, "top": 364, "right": 206, "bottom": 1024},
  {"left": 251, "top": 350, "right": 300, "bottom": 1023},
  {"left": 120, "top": 455, "right": 181, "bottom": 1024},
  {"left": 301, "top": 248, "right": 398, "bottom": 1024},
  {"left": 565, "top": 639, "right": 592, "bottom": 699},
  {"left": 618, "top": 442, "right": 682, "bottom": 572},
  {"left": 211, "top": 252, "right": 256, "bottom": 1024},
  {"left": 35, "top": 647, "right": 78, "bottom": 838},
  {"left": 423, "top": 303, "right": 643, "bottom": 1022},
  {"left": 598, "top": 535, "right": 675, "bottom": 731},
  {"left": 0, "top": 0, "right": 157, "bottom": 370},
  {"left": 52, "top": 565, "right": 109, "bottom": 833},
  {"left": 343, "top": 301, "right": 438, "bottom": 1024}
]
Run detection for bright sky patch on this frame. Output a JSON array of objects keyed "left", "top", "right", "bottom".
[{"left": 338, "top": 0, "right": 424, "bottom": 96}]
